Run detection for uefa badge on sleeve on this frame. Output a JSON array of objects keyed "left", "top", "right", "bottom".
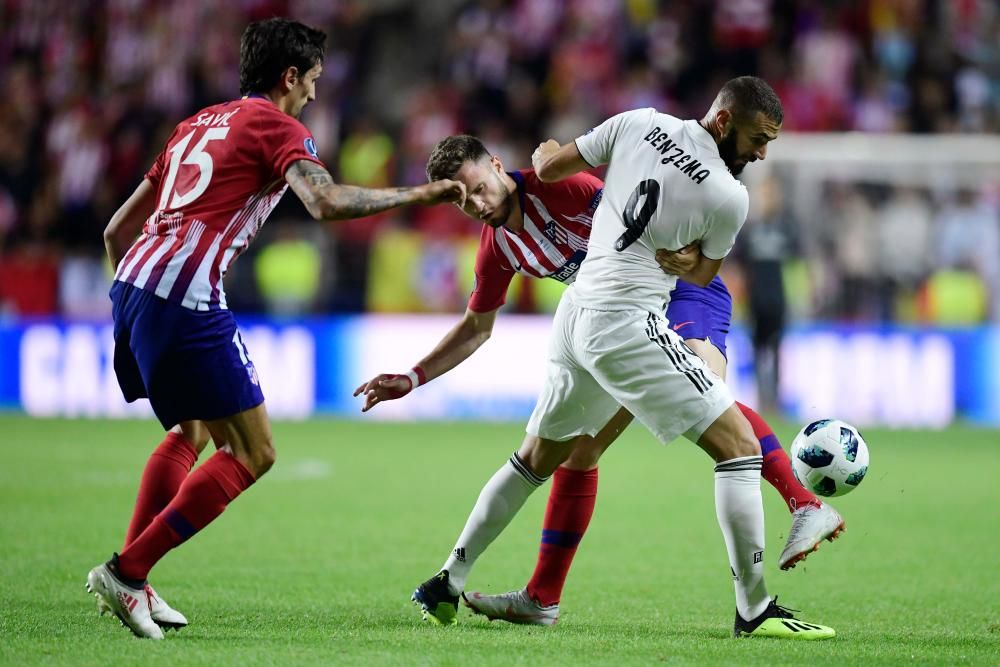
[{"left": 304, "top": 137, "right": 319, "bottom": 158}]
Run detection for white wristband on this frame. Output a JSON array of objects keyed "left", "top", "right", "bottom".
[{"left": 404, "top": 369, "right": 420, "bottom": 389}]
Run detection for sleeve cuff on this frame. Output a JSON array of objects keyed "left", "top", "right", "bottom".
[{"left": 574, "top": 138, "right": 598, "bottom": 168}]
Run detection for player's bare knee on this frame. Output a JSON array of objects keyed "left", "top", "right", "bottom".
[
  {"left": 563, "top": 436, "right": 602, "bottom": 470},
  {"left": 251, "top": 441, "right": 277, "bottom": 477},
  {"left": 733, "top": 427, "right": 761, "bottom": 458},
  {"left": 698, "top": 405, "right": 761, "bottom": 462},
  {"left": 173, "top": 421, "right": 212, "bottom": 453},
  {"left": 731, "top": 406, "right": 762, "bottom": 458},
  {"left": 714, "top": 421, "right": 759, "bottom": 460},
  {"left": 231, "top": 432, "right": 276, "bottom": 477},
  {"left": 517, "top": 435, "right": 574, "bottom": 478}
]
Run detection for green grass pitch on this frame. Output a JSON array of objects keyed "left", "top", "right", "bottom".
[{"left": 1, "top": 415, "right": 997, "bottom": 665}]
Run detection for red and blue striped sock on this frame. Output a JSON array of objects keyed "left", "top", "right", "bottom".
[
  {"left": 117, "top": 449, "right": 255, "bottom": 581},
  {"left": 526, "top": 466, "right": 598, "bottom": 607},
  {"left": 736, "top": 402, "right": 820, "bottom": 512}
]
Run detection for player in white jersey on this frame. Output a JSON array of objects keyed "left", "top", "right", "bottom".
[
  {"left": 408, "top": 77, "right": 834, "bottom": 639},
  {"left": 356, "top": 136, "right": 840, "bottom": 629}
]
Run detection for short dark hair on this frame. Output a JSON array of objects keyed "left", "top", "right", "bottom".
[
  {"left": 717, "top": 76, "right": 783, "bottom": 125},
  {"left": 239, "top": 18, "right": 326, "bottom": 95},
  {"left": 426, "top": 135, "right": 491, "bottom": 182}
]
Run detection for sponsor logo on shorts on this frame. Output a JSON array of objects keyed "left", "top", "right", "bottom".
[
  {"left": 753, "top": 551, "right": 763, "bottom": 564},
  {"left": 672, "top": 320, "right": 694, "bottom": 331}
]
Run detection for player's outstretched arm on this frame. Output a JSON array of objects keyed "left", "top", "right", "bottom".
[
  {"left": 532, "top": 139, "right": 591, "bottom": 183},
  {"left": 286, "top": 160, "right": 466, "bottom": 221},
  {"left": 353, "top": 307, "right": 499, "bottom": 412},
  {"left": 103, "top": 179, "right": 157, "bottom": 269}
]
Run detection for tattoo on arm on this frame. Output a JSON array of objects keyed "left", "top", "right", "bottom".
[
  {"left": 286, "top": 160, "right": 420, "bottom": 219},
  {"left": 306, "top": 169, "right": 333, "bottom": 188}
]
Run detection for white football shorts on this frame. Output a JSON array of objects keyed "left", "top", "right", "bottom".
[{"left": 527, "top": 288, "right": 734, "bottom": 444}]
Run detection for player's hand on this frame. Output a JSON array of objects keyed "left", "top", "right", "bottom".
[
  {"left": 655, "top": 243, "right": 700, "bottom": 276},
  {"left": 353, "top": 373, "right": 414, "bottom": 412},
  {"left": 532, "top": 139, "right": 560, "bottom": 171},
  {"left": 419, "top": 179, "right": 467, "bottom": 207}
]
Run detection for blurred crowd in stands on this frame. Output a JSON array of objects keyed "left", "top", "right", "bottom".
[{"left": 0, "top": 0, "right": 997, "bottom": 323}]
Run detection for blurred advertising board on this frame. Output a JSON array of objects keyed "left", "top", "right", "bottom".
[{"left": 1, "top": 317, "right": 997, "bottom": 427}]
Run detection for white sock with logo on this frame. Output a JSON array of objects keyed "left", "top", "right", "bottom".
[
  {"left": 441, "top": 453, "right": 546, "bottom": 595},
  {"left": 715, "top": 456, "right": 770, "bottom": 621}
]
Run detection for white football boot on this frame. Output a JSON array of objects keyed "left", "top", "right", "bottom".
[
  {"left": 146, "top": 584, "right": 188, "bottom": 630},
  {"left": 779, "top": 503, "right": 845, "bottom": 570},
  {"left": 463, "top": 588, "right": 559, "bottom": 626},
  {"left": 85, "top": 560, "right": 164, "bottom": 639}
]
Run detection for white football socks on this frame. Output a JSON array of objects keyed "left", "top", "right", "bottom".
[
  {"left": 715, "top": 456, "right": 770, "bottom": 621},
  {"left": 441, "top": 453, "right": 547, "bottom": 595}
]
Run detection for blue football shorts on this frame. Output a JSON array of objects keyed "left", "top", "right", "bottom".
[
  {"left": 110, "top": 280, "right": 265, "bottom": 430},
  {"left": 665, "top": 276, "right": 733, "bottom": 359}
]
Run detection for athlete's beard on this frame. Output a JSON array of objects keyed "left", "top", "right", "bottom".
[
  {"left": 717, "top": 129, "right": 744, "bottom": 175},
  {"left": 486, "top": 172, "right": 514, "bottom": 228}
]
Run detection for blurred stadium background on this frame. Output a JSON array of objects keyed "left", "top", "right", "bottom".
[{"left": 0, "top": 0, "right": 998, "bottom": 429}]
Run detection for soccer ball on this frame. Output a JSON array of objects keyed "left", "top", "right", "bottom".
[{"left": 789, "top": 419, "right": 869, "bottom": 497}]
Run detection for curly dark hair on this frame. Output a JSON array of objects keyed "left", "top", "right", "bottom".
[
  {"left": 425, "top": 135, "right": 491, "bottom": 182},
  {"left": 239, "top": 18, "right": 326, "bottom": 96},
  {"left": 717, "top": 76, "right": 784, "bottom": 124}
]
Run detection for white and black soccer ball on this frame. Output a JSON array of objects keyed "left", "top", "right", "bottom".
[{"left": 789, "top": 419, "right": 869, "bottom": 497}]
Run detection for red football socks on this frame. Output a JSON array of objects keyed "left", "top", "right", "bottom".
[
  {"left": 526, "top": 466, "right": 598, "bottom": 607},
  {"left": 117, "top": 449, "right": 256, "bottom": 581},
  {"left": 124, "top": 432, "right": 199, "bottom": 548},
  {"left": 736, "top": 402, "right": 820, "bottom": 512}
]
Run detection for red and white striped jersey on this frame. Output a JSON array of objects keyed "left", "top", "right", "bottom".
[
  {"left": 468, "top": 169, "right": 603, "bottom": 313},
  {"left": 114, "top": 96, "right": 324, "bottom": 310}
]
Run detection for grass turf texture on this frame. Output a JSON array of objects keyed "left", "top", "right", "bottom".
[{"left": 1, "top": 415, "right": 997, "bottom": 666}]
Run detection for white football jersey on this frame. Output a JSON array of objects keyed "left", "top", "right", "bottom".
[{"left": 572, "top": 108, "right": 749, "bottom": 313}]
